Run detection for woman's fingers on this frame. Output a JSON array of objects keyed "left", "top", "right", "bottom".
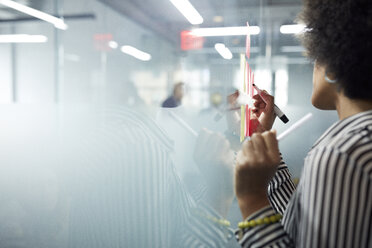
[
  {"left": 253, "top": 101, "right": 266, "bottom": 109},
  {"left": 252, "top": 94, "right": 263, "bottom": 101},
  {"left": 262, "top": 130, "right": 277, "bottom": 150},
  {"left": 239, "top": 131, "right": 279, "bottom": 166}
]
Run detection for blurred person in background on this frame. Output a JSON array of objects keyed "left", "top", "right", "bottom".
[
  {"left": 235, "top": 0, "right": 372, "bottom": 247},
  {"left": 161, "top": 82, "right": 185, "bottom": 108}
]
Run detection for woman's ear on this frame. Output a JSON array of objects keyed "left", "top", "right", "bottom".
[{"left": 325, "top": 70, "right": 337, "bottom": 83}]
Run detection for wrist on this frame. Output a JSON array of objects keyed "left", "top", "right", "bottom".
[{"left": 237, "top": 192, "right": 270, "bottom": 220}]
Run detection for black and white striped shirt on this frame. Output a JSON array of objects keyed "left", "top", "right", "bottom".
[
  {"left": 268, "top": 158, "right": 296, "bottom": 215},
  {"left": 236, "top": 160, "right": 296, "bottom": 247},
  {"left": 236, "top": 206, "right": 294, "bottom": 248},
  {"left": 238, "top": 110, "right": 372, "bottom": 247}
]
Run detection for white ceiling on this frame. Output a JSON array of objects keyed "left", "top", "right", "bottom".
[{"left": 0, "top": 0, "right": 305, "bottom": 57}]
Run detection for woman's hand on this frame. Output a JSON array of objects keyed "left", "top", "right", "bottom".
[
  {"left": 252, "top": 91, "right": 276, "bottom": 132},
  {"left": 235, "top": 130, "right": 280, "bottom": 218},
  {"left": 226, "top": 90, "right": 277, "bottom": 137}
]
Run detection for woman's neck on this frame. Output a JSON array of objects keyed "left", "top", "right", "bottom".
[{"left": 336, "top": 94, "right": 372, "bottom": 120}]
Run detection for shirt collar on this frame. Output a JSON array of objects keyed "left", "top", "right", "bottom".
[{"left": 312, "top": 109, "right": 372, "bottom": 149}]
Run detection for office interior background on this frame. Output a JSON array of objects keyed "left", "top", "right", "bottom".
[
  {"left": 0, "top": 0, "right": 338, "bottom": 173},
  {"left": 0, "top": 0, "right": 339, "bottom": 246}
]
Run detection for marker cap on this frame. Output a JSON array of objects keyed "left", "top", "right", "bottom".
[{"left": 279, "top": 114, "right": 289, "bottom": 124}]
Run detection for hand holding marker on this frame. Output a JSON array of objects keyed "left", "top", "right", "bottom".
[
  {"left": 252, "top": 84, "right": 289, "bottom": 124},
  {"left": 167, "top": 86, "right": 313, "bottom": 142}
]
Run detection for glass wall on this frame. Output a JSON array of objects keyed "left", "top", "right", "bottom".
[{"left": 0, "top": 0, "right": 338, "bottom": 247}]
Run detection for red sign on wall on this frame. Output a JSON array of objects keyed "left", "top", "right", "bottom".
[
  {"left": 94, "top": 33, "right": 113, "bottom": 51},
  {"left": 180, "top": 31, "right": 205, "bottom": 51}
]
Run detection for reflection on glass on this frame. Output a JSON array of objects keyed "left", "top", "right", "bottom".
[{"left": 0, "top": 0, "right": 342, "bottom": 247}]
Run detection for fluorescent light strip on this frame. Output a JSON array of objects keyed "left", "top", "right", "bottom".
[
  {"left": 280, "top": 24, "right": 306, "bottom": 34},
  {"left": 108, "top": 41, "right": 118, "bottom": 49},
  {"left": 214, "top": 43, "right": 233, "bottom": 60},
  {"left": 191, "top": 26, "right": 260, "bottom": 37},
  {"left": 0, "top": 0, "right": 68, "bottom": 30},
  {"left": 121, "top": 45, "right": 151, "bottom": 61},
  {"left": 187, "top": 46, "right": 259, "bottom": 54},
  {"left": 0, "top": 34, "right": 48, "bottom": 43},
  {"left": 169, "top": 0, "right": 203, "bottom": 25}
]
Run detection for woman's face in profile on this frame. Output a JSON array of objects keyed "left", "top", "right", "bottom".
[{"left": 311, "top": 62, "right": 338, "bottom": 110}]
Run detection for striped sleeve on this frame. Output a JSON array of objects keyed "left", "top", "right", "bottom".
[
  {"left": 267, "top": 157, "right": 296, "bottom": 215},
  {"left": 283, "top": 146, "right": 372, "bottom": 248},
  {"left": 235, "top": 206, "right": 294, "bottom": 248}
]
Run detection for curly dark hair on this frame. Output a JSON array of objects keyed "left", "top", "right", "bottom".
[{"left": 298, "top": 0, "right": 372, "bottom": 100}]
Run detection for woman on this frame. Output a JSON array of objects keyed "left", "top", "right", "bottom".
[{"left": 235, "top": 0, "right": 372, "bottom": 247}]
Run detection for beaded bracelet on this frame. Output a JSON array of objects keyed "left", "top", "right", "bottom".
[{"left": 238, "top": 213, "right": 282, "bottom": 229}]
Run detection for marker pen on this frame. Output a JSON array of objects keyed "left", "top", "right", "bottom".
[
  {"left": 252, "top": 84, "right": 289, "bottom": 124},
  {"left": 277, "top": 113, "right": 312, "bottom": 140}
]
